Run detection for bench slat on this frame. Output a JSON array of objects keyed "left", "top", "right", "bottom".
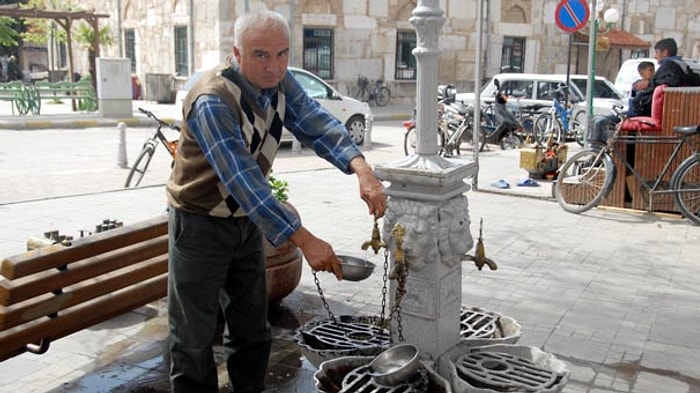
[
  {"left": 0, "top": 274, "right": 166, "bottom": 362},
  {"left": 1, "top": 215, "right": 167, "bottom": 279},
  {"left": 0, "top": 234, "right": 167, "bottom": 306},
  {"left": 0, "top": 256, "right": 167, "bottom": 330}
]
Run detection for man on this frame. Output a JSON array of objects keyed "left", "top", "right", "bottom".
[
  {"left": 165, "top": 10, "right": 387, "bottom": 393},
  {"left": 632, "top": 38, "right": 688, "bottom": 116},
  {"left": 590, "top": 38, "right": 689, "bottom": 144}
]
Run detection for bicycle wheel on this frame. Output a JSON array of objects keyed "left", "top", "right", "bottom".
[
  {"left": 355, "top": 87, "right": 369, "bottom": 103},
  {"left": 124, "top": 144, "right": 155, "bottom": 188},
  {"left": 571, "top": 111, "right": 587, "bottom": 146},
  {"left": 670, "top": 155, "right": 700, "bottom": 225},
  {"left": 374, "top": 86, "right": 391, "bottom": 107},
  {"left": 479, "top": 105, "right": 496, "bottom": 152},
  {"left": 499, "top": 131, "right": 522, "bottom": 150},
  {"left": 533, "top": 114, "right": 561, "bottom": 145},
  {"left": 555, "top": 150, "right": 615, "bottom": 213},
  {"left": 403, "top": 126, "right": 417, "bottom": 156}
]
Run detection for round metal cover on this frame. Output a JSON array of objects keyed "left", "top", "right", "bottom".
[
  {"left": 341, "top": 365, "right": 428, "bottom": 393},
  {"left": 455, "top": 351, "right": 561, "bottom": 391},
  {"left": 460, "top": 306, "right": 500, "bottom": 339}
]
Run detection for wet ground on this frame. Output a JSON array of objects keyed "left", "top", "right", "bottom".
[{"left": 43, "top": 291, "right": 357, "bottom": 393}]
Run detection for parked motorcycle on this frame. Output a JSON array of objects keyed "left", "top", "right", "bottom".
[{"left": 480, "top": 78, "right": 523, "bottom": 151}]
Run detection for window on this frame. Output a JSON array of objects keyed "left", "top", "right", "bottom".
[
  {"left": 501, "top": 37, "right": 525, "bottom": 73},
  {"left": 395, "top": 31, "right": 416, "bottom": 80},
  {"left": 124, "top": 29, "right": 136, "bottom": 73},
  {"left": 303, "top": 28, "right": 333, "bottom": 79},
  {"left": 500, "top": 80, "right": 533, "bottom": 99},
  {"left": 174, "top": 26, "right": 189, "bottom": 76}
]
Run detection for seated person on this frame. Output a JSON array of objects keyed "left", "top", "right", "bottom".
[{"left": 626, "top": 61, "right": 655, "bottom": 117}]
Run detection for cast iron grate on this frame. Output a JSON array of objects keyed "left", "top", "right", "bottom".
[
  {"left": 455, "top": 351, "right": 562, "bottom": 391},
  {"left": 460, "top": 307, "right": 502, "bottom": 339},
  {"left": 341, "top": 365, "right": 428, "bottom": 393},
  {"left": 302, "top": 317, "right": 390, "bottom": 351}
]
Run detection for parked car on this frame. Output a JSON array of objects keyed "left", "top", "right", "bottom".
[
  {"left": 175, "top": 66, "right": 373, "bottom": 144},
  {"left": 455, "top": 73, "right": 626, "bottom": 117}
]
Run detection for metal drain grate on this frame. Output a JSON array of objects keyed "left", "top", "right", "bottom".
[
  {"left": 341, "top": 365, "right": 428, "bottom": 393},
  {"left": 455, "top": 351, "right": 561, "bottom": 391},
  {"left": 303, "top": 319, "right": 390, "bottom": 351},
  {"left": 460, "top": 307, "right": 503, "bottom": 339}
]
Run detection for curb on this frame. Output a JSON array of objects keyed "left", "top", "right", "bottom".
[{"left": 0, "top": 116, "right": 180, "bottom": 130}]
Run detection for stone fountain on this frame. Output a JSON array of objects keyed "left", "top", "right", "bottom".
[{"left": 297, "top": 1, "right": 571, "bottom": 392}]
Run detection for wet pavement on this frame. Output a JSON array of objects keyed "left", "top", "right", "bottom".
[{"left": 1, "top": 100, "right": 700, "bottom": 393}]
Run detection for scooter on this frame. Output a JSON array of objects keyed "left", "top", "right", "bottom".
[{"left": 480, "top": 79, "right": 523, "bottom": 151}]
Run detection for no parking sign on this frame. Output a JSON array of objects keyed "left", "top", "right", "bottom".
[{"left": 555, "top": 0, "right": 590, "bottom": 33}]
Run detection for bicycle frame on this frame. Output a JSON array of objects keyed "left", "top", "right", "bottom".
[{"left": 609, "top": 133, "right": 696, "bottom": 211}]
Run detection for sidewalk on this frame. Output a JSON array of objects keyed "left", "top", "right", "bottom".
[{"left": 0, "top": 100, "right": 699, "bottom": 393}]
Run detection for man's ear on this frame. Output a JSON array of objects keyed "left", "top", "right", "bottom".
[{"left": 233, "top": 46, "right": 241, "bottom": 62}]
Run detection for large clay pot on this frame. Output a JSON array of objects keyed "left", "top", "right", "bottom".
[{"left": 263, "top": 202, "right": 303, "bottom": 304}]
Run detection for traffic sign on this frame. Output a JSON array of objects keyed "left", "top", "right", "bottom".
[{"left": 555, "top": 0, "right": 590, "bottom": 33}]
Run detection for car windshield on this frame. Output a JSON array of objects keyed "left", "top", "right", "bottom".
[
  {"left": 571, "top": 78, "right": 623, "bottom": 99},
  {"left": 291, "top": 71, "right": 329, "bottom": 99}
]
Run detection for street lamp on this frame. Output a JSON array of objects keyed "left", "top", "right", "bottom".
[{"left": 585, "top": 1, "right": 619, "bottom": 138}]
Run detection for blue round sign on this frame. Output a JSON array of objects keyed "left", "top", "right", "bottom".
[{"left": 555, "top": 0, "right": 590, "bottom": 33}]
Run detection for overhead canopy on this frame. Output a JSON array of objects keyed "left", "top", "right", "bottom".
[{"left": 574, "top": 29, "right": 651, "bottom": 49}]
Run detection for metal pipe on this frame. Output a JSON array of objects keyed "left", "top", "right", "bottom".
[
  {"left": 189, "top": 0, "right": 195, "bottom": 74},
  {"left": 473, "top": 0, "right": 484, "bottom": 190},
  {"left": 585, "top": 0, "right": 597, "bottom": 140}
]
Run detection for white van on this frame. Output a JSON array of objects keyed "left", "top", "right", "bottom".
[{"left": 455, "top": 73, "right": 626, "bottom": 117}]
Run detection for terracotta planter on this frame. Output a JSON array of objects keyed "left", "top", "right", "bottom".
[{"left": 263, "top": 202, "right": 303, "bottom": 304}]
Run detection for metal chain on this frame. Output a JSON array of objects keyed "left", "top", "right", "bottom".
[
  {"left": 378, "top": 248, "right": 389, "bottom": 330},
  {"left": 312, "top": 271, "right": 337, "bottom": 324}
]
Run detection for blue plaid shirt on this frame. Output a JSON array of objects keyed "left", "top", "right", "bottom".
[{"left": 186, "top": 70, "right": 363, "bottom": 246}]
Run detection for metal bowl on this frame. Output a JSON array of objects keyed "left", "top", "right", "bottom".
[
  {"left": 338, "top": 255, "right": 375, "bottom": 282},
  {"left": 369, "top": 344, "right": 421, "bottom": 386}
]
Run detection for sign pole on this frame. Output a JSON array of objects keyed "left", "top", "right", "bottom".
[{"left": 585, "top": 0, "right": 597, "bottom": 142}]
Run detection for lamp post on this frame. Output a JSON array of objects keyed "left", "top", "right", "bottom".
[{"left": 585, "top": 1, "right": 619, "bottom": 138}]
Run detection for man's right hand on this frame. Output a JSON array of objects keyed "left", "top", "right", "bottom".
[{"left": 289, "top": 226, "right": 343, "bottom": 280}]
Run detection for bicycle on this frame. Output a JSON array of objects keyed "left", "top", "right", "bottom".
[
  {"left": 355, "top": 75, "right": 391, "bottom": 107},
  {"left": 124, "top": 108, "right": 181, "bottom": 188},
  {"left": 554, "top": 105, "right": 700, "bottom": 225},
  {"left": 532, "top": 86, "right": 586, "bottom": 146}
]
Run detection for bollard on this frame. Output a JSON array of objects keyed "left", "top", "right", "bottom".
[
  {"left": 117, "top": 122, "right": 128, "bottom": 168},
  {"left": 362, "top": 114, "right": 373, "bottom": 148},
  {"left": 291, "top": 135, "right": 302, "bottom": 153}
]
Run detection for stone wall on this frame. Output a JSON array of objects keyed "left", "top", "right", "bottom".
[{"left": 70, "top": 0, "right": 699, "bottom": 102}]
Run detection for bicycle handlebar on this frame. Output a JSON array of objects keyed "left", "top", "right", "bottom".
[{"left": 137, "top": 107, "right": 181, "bottom": 131}]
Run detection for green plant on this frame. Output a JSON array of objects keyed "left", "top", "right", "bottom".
[{"left": 269, "top": 175, "right": 289, "bottom": 203}]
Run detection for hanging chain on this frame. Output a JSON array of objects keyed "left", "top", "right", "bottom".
[
  {"left": 378, "top": 248, "right": 390, "bottom": 330},
  {"left": 312, "top": 270, "right": 337, "bottom": 325}
]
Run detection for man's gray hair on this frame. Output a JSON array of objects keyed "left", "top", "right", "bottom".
[{"left": 234, "top": 10, "right": 290, "bottom": 50}]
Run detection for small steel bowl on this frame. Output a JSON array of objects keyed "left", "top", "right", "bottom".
[
  {"left": 369, "top": 344, "right": 421, "bottom": 386},
  {"left": 338, "top": 255, "right": 375, "bottom": 282}
]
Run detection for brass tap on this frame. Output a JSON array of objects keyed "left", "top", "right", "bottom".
[
  {"left": 361, "top": 217, "right": 387, "bottom": 254},
  {"left": 389, "top": 224, "right": 406, "bottom": 280},
  {"left": 464, "top": 218, "right": 498, "bottom": 271}
]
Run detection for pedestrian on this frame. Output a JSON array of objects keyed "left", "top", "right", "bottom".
[
  {"left": 165, "top": 9, "right": 387, "bottom": 393},
  {"left": 625, "top": 60, "right": 655, "bottom": 117}
]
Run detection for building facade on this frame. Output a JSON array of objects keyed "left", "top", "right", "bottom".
[{"left": 67, "top": 0, "right": 700, "bottom": 103}]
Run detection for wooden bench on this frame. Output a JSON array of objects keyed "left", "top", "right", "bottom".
[
  {"left": 0, "top": 81, "right": 38, "bottom": 115},
  {"left": 0, "top": 215, "right": 168, "bottom": 361},
  {"left": 34, "top": 79, "right": 98, "bottom": 113},
  {"left": 601, "top": 86, "right": 700, "bottom": 212}
]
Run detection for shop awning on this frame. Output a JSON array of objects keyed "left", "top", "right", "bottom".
[{"left": 574, "top": 29, "right": 651, "bottom": 49}]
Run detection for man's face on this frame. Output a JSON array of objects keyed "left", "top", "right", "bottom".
[
  {"left": 234, "top": 27, "right": 290, "bottom": 89},
  {"left": 654, "top": 48, "right": 668, "bottom": 61}
]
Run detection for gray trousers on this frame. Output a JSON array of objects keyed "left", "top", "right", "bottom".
[{"left": 168, "top": 208, "right": 271, "bottom": 393}]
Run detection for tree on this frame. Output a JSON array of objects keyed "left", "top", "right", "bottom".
[
  {"left": 73, "top": 21, "right": 113, "bottom": 83},
  {"left": 0, "top": 16, "right": 19, "bottom": 47}
]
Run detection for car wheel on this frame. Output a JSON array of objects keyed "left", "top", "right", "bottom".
[{"left": 345, "top": 115, "right": 365, "bottom": 145}]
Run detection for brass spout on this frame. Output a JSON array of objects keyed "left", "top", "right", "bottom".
[
  {"left": 464, "top": 218, "right": 498, "bottom": 271},
  {"left": 361, "top": 218, "right": 386, "bottom": 254}
]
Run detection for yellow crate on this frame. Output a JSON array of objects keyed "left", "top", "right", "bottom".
[{"left": 519, "top": 148, "right": 543, "bottom": 171}]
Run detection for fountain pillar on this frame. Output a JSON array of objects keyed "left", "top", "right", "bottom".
[{"left": 374, "top": 0, "right": 477, "bottom": 361}]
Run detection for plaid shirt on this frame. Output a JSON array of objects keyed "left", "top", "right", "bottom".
[{"left": 186, "top": 70, "right": 363, "bottom": 246}]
